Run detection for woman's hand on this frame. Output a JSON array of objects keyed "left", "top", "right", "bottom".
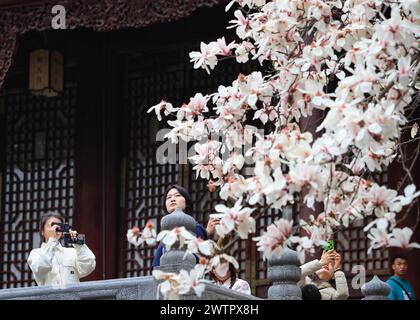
[
  {"left": 46, "top": 223, "right": 62, "bottom": 240},
  {"left": 206, "top": 218, "right": 220, "bottom": 236},
  {"left": 69, "top": 229, "right": 78, "bottom": 240},
  {"left": 320, "top": 249, "right": 335, "bottom": 266},
  {"left": 333, "top": 252, "right": 342, "bottom": 271}
]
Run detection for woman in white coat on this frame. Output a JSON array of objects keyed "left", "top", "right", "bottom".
[{"left": 27, "top": 212, "right": 96, "bottom": 286}]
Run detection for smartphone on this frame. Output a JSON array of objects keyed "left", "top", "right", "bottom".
[
  {"left": 323, "top": 239, "right": 335, "bottom": 252},
  {"left": 209, "top": 213, "right": 223, "bottom": 219}
]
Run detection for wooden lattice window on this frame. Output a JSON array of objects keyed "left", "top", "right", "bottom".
[
  {"left": 333, "top": 172, "right": 390, "bottom": 298},
  {"left": 121, "top": 48, "right": 185, "bottom": 277},
  {"left": 0, "top": 84, "right": 77, "bottom": 288}
]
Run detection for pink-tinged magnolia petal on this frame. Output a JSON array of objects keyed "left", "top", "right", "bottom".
[
  {"left": 215, "top": 262, "right": 229, "bottom": 278},
  {"left": 388, "top": 227, "right": 417, "bottom": 249},
  {"left": 163, "top": 233, "right": 177, "bottom": 250},
  {"left": 156, "top": 230, "right": 169, "bottom": 242},
  {"left": 411, "top": 123, "right": 418, "bottom": 138},
  {"left": 192, "top": 283, "right": 206, "bottom": 297},
  {"left": 368, "top": 122, "right": 382, "bottom": 135},
  {"left": 126, "top": 229, "right": 144, "bottom": 247},
  {"left": 409, "top": 242, "right": 420, "bottom": 249},
  {"left": 198, "top": 240, "right": 214, "bottom": 256}
]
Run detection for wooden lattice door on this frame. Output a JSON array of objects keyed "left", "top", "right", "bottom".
[
  {"left": 0, "top": 84, "right": 77, "bottom": 288},
  {"left": 120, "top": 48, "right": 184, "bottom": 277}
]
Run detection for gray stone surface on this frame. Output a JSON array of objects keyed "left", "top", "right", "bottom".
[
  {"left": 0, "top": 277, "right": 259, "bottom": 300},
  {"left": 161, "top": 207, "right": 197, "bottom": 234},
  {"left": 0, "top": 276, "right": 154, "bottom": 300},
  {"left": 362, "top": 275, "right": 390, "bottom": 300},
  {"left": 154, "top": 208, "right": 201, "bottom": 297},
  {"left": 156, "top": 208, "right": 199, "bottom": 276},
  {"left": 267, "top": 248, "right": 302, "bottom": 300},
  {"left": 159, "top": 249, "right": 196, "bottom": 271},
  {"left": 182, "top": 283, "right": 261, "bottom": 300}
]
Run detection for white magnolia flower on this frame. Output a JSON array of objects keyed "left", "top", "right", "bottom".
[
  {"left": 152, "top": 270, "right": 180, "bottom": 300},
  {"left": 141, "top": 221, "right": 157, "bottom": 246},
  {"left": 209, "top": 254, "right": 240, "bottom": 278},
  {"left": 253, "top": 219, "right": 293, "bottom": 260},
  {"left": 393, "top": 184, "right": 420, "bottom": 206},
  {"left": 126, "top": 227, "right": 143, "bottom": 247},
  {"left": 156, "top": 227, "right": 196, "bottom": 251},
  {"left": 388, "top": 227, "right": 420, "bottom": 249},
  {"left": 126, "top": 221, "right": 157, "bottom": 247},
  {"left": 235, "top": 41, "right": 254, "bottom": 63},
  {"left": 177, "top": 266, "right": 210, "bottom": 297},
  {"left": 147, "top": 100, "right": 176, "bottom": 121},
  {"left": 189, "top": 42, "right": 219, "bottom": 74},
  {"left": 228, "top": 10, "right": 249, "bottom": 39},
  {"left": 213, "top": 198, "right": 256, "bottom": 239},
  {"left": 367, "top": 228, "right": 389, "bottom": 255},
  {"left": 290, "top": 236, "right": 314, "bottom": 263},
  {"left": 411, "top": 123, "right": 419, "bottom": 138},
  {"left": 216, "top": 37, "right": 236, "bottom": 56},
  {"left": 185, "top": 238, "right": 215, "bottom": 257}
]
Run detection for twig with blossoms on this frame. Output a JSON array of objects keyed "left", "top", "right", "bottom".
[{"left": 126, "top": 220, "right": 157, "bottom": 247}]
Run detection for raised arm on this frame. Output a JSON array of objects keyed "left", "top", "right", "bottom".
[{"left": 27, "top": 237, "right": 60, "bottom": 285}]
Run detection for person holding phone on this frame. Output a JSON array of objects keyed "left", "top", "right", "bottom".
[
  {"left": 206, "top": 216, "right": 221, "bottom": 240},
  {"left": 27, "top": 211, "right": 96, "bottom": 286},
  {"left": 298, "top": 247, "right": 349, "bottom": 300}
]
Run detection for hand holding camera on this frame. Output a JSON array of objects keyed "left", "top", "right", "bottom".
[
  {"left": 51, "top": 222, "right": 85, "bottom": 247},
  {"left": 46, "top": 223, "right": 62, "bottom": 241}
]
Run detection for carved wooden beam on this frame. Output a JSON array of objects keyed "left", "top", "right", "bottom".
[{"left": 0, "top": 0, "right": 224, "bottom": 89}]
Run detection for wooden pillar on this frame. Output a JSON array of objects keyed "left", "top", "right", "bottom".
[{"left": 74, "top": 31, "right": 119, "bottom": 281}]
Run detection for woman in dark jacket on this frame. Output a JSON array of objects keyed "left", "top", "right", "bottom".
[{"left": 152, "top": 184, "right": 218, "bottom": 268}]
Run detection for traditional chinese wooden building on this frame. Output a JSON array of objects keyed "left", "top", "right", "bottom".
[{"left": 0, "top": 0, "right": 419, "bottom": 299}]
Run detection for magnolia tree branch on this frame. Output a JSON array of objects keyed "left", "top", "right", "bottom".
[{"left": 141, "top": 0, "right": 420, "bottom": 299}]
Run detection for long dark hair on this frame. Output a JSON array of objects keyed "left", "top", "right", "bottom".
[
  {"left": 39, "top": 211, "right": 64, "bottom": 244},
  {"left": 163, "top": 185, "right": 192, "bottom": 214}
]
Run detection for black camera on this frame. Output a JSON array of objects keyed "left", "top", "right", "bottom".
[
  {"left": 51, "top": 222, "right": 85, "bottom": 246},
  {"left": 52, "top": 222, "right": 70, "bottom": 233}
]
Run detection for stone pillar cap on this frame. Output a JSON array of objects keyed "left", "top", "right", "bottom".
[
  {"left": 268, "top": 247, "right": 300, "bottom": 267},
  {"left": 160, "top": 207, "right": 197, "bottom": 234},
  {"left": 361, "top": 275, "right": 391, "bottom": 297}
]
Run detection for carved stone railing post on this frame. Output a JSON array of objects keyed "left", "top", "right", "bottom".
[
  {"left": 153, "top": 207, "right": 198, "bottom": 299},
  {"left": 156, "top": 207, "right": 198, "bottom": 273},
  {"left": 361, "top": 275, "right": 390, "bottom": 300},
  {"left": 267, "top": 248, "right": 302, "bottom": 300}
]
